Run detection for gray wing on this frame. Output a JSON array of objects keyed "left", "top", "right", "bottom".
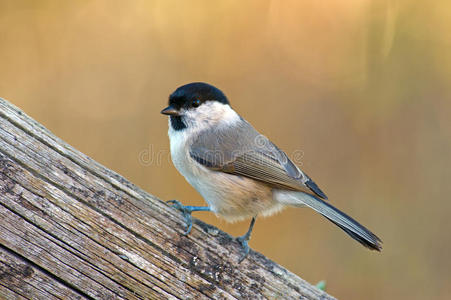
[{"left": 189, "top": 120, "right": 327, "bottom": 199}]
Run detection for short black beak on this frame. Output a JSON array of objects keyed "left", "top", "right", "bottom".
[{"left": 161, "top": 106, "right": 180, "bottom": 116}]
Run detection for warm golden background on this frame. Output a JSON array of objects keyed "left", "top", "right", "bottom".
[{"left": 1, "top": 0, "right": 450, "bottom": 299}]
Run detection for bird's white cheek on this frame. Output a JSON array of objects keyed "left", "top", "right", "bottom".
[
  {"left": 168, "top": 131, "right": 186, "bottom": 164},
  {"left": 168, "top": 129, "right": 200, "bottom": 180}
]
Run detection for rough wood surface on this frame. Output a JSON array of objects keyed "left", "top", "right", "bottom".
[{"left": 0, "top": 97, "right": 335, "bottom": 300}]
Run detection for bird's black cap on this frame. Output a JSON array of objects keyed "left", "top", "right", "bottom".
[{"left": 168, "top": 82, "right": 229, "bottom": 110}]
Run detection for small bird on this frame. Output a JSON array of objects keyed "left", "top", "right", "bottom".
[{"left": 161, "top": 82, "right": 382, "bottom": 262}]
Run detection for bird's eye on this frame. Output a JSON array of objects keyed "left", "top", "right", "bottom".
[{"left": 192, "top": 99, "right": 201, "bottom": 108}]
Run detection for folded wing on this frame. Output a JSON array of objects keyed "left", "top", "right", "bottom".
[{"left": 189, "top": 120, "right": 327, "bottom": 199}]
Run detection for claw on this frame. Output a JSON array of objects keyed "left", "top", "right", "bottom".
[
  {"left": 236, "top": 236, "right": 250, "bottom": 263},
  {"left": 166, "top": 199, "right": 181, "bottom": 208},
  {"left": 183, "top": 214, "right": 193, "bottom": 235},
  {"left": 167, "top": 200, "right": 193, "bottom": 234},
  {"left": 236, "top": 216, "right": 256, "bottom": 263},
  {"left": 166, "top": 200, "right": 211, "bottom": 235}
]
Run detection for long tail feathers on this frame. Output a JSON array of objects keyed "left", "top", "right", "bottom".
[{"left": 277, "top": 191, "right": 382, "bottom": 251}]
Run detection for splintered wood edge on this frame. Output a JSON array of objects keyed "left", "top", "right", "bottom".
[{"left": 0, "top": 97, "right": 335, "bottom": 300}]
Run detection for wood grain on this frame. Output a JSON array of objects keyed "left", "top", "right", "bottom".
[{"left": 0, "top": 97, "right": 335, "bottom": 300}]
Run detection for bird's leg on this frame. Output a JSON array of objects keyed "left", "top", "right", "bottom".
[
  {"left": 167, "top": 200, "right": 211, "bottom": 235},
  {"left": 236, "top": 216, "right": 256, "bottom": 263}
]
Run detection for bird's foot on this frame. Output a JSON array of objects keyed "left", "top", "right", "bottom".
[
  {"left": 236, "top": 235, "right": 250, "bottom": 263},
  {"left": 167, "top": 200, "right": 193, "bottom": 235},
  {"left": 166, "top": 200, "right": 210, "bottom": 235},
  {"left": 235, "top": 216, "right": 256, "bottom": 263}
]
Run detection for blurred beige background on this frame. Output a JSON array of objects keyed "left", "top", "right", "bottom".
[{"left": 1, "top": 0, "right": 450, "bottom": 299}]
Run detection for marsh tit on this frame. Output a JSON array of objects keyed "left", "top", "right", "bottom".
[{"left": 161, "top": 82, "right": 382, "bottom": 262}]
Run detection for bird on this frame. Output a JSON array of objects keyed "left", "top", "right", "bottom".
[{"left": 161, "top": 82, "right": 382, "bottom": 262}]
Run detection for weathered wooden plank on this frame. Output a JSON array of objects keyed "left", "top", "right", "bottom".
[
  {"left": 0, "top": 246, "right": 85, "bottom": 299},
  {"left": 0, "top": 97, "right": 335, "bottom": 300},
  {"left": 0, "top": 283, "right": 29, "bottom": 300},
  {"left": 0, "top": 143, "right": 228, "bottom": 299},
  {"left": 0, "top": 108, "right": 234, "bottom": 299}
]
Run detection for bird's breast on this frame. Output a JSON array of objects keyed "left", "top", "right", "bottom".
[{"left": 168, "top": 128, "right": 283, "bottom": 222}]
